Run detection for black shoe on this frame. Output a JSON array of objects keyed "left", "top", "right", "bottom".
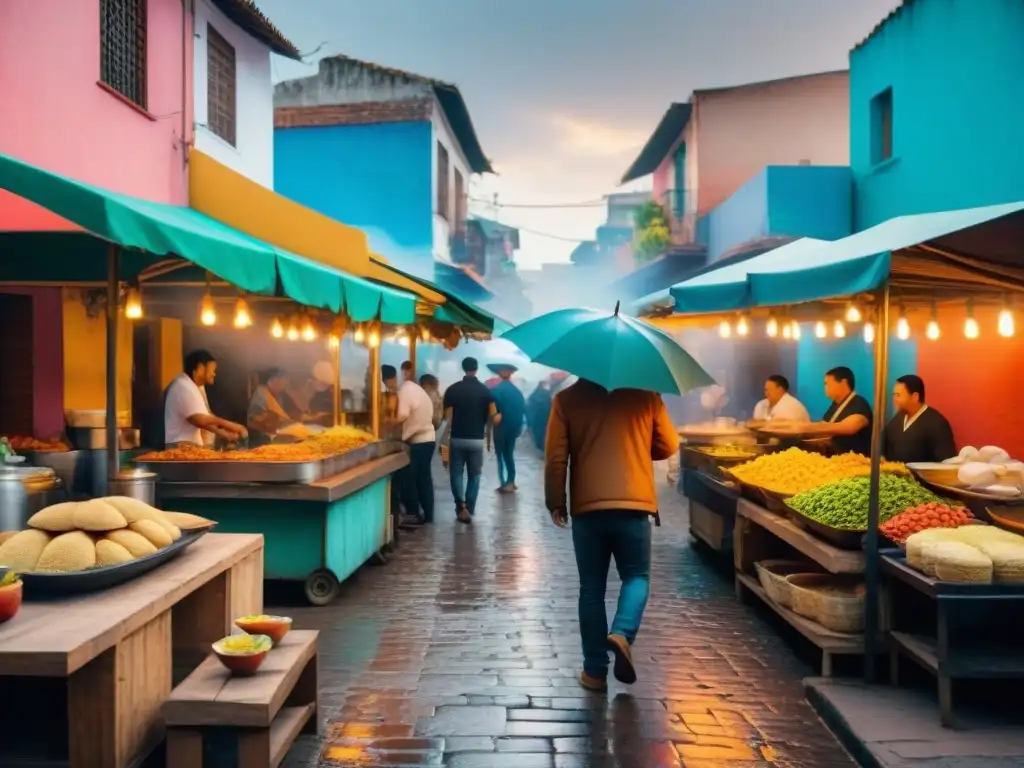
[{"left": 607, "top": 634, "right": 637, "bottom": 684}]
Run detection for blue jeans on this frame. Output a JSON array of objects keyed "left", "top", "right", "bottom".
[
  {"left": 449, "top": 440, "right": 484, "bottom": 515},
  {"left": 495, "top": 431, "right": 519, "bottom": 486},
  {"left": 571, "top": 511, "right": 652, "bottom": 678}
]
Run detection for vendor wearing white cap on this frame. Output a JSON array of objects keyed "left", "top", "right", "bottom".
[{"left": 281, "top": 361, "right": 335, "bottom": 425}]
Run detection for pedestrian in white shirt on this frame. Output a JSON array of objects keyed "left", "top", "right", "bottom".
[
  {"left": 383, "top": 363, "right": 436, "bottom": 525},
  {"left": 752, "top": 375, "right": 810, "bottom": 423},
  {"left": 163, "top": 350, "right": 247, "bottom": 448}
]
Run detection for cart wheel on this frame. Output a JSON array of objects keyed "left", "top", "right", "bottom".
[{"left": 304, "top": 569, "right": 340, "bottom": 606}]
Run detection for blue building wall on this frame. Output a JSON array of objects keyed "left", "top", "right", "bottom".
[
  {"left": 850, "top": 0, "right": 1024, "bottom": 229},
  {"left": 274, "top": 122, "right": 435, "bottom": 276},
  {"left": 706, "top": 170, "right": 768, "bottom": 263}
]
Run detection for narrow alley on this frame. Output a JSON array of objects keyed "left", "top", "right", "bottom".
[{"left": 278, "top": 448, "right": 855, "bottom": 768}]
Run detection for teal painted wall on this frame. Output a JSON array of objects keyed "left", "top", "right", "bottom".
[
  {"left": 766, "top": 166, "right": 852, "bottom": 240},
  {"left": 796, "top": 330, "right": 917, "bottom": 421},
  {"left": 850, "top": 0, "right": 1024, "bottom": 229}
]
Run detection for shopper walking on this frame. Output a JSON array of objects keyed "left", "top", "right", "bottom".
[
  {"left": 545, "top": 378, "right": 679, "bottom": 692},
  {"left": 489, "top": 363, "right": 526, "bottom": 493},
  {"left": 439, "top": 357, "right": 501, "bottom": 524},
  {"left": 382, "top": 364, "right": 436, "bottom": 525}
]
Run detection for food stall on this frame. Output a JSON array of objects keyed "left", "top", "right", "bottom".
[{"left": 642, "top": 202, "right": 1024, "bottom": 714}]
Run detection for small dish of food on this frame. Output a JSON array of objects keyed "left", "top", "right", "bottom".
[
  {"left": 234, "top": 614, "right": 293, "bottom": 645},
  {"left": 212, "top": 634, "right": 272, "bottom": 676},
  {"left": 0, "top": 569, "right": 22, "bottom": 623}
]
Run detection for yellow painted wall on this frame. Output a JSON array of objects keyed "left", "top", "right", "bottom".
[
  {"left": 61, "top": 288, "right": 133, "bottom": 413},
  {"left": 154, "top": 318, "right": 183, "bottom": 390}
]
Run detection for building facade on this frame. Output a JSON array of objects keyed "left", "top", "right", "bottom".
[
  {"left": 273, "top": 55, "right": 492, "bottom": 297},
  {"left": 849, "top": 0, "right": 1024, "bottom": 229},
  {"left": 192, "top": 0, "right": 300, "bottom": 188}
]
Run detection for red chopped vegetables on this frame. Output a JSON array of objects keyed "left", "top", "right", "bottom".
[{"left": 879, "top": 502, "right": 973, "bottom": 544}]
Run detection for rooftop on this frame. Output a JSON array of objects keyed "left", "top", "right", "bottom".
[
  {"left": 852, "top": 1, "right": 911, "bottom": 52},
  {"left": 210, "top": 0, "right": 301, "bottom": 59}
]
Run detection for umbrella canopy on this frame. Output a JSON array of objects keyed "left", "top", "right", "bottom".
[
  {"left": 487, "top": 362, "right": 518, "bottom": 374},
  {"left": 501, "top": 303, "right": 715, "bottom": 395}
]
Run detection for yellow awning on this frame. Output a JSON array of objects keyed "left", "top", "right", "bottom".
[{"left": 188, "top": 149, "right": 445, "bottom": 304}]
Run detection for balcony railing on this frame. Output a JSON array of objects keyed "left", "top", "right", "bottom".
[{"left": 659, "top": 188, "right": 698, "bottom": 245}]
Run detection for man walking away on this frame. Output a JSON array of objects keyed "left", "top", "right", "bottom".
[
  {"left": 440, "top": 357, "right": 501, "bottom": 524},
  {"left": 490, "top": 364, "right": 526, "bottom": 493},
  {"left": 545, "top": 379, "right": 679, "bottom": 692},
  {"left": 382, "top": 364, "right": 436, "bottom": 526}
]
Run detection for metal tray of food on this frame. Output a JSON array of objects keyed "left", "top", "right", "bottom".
[
  {"left": 783, "top": 502, "right": 865, "bottom": 550},
  {"left": 321, "top": 442, "right": 384, "bottom": 477},
  {"left": 19, "top": 529, "right": 210, "bottom": 598},
  {"left": 134, "top": 458, "right": 325, "bottom": 484}
]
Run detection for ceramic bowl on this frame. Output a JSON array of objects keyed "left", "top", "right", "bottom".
[
  {"left": 234, "top": 614, "right": 293, "bottom": 645},
  {"left": 212, "top": 634, "right": 272, "bottom": 676}
]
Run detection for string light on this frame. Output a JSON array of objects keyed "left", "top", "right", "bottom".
[
  {"left": 926, "top": 302, "right": 940, "bottom": 341},
  {"left": 998, "top": 297, "right": 1015, "bottom": 337},
  {"left": 286, "top": 317, "right": 300, "bottom": 341},
  {"left": 301, "top": 315, "right": 318, "bottom": 342},
  {"left": 791, "top": 320, "right": 802, "bottom": 340},
  {"left": 420, "top": 324, "right": 431, "bottom": 342},
  {"left": 124, "top": 285, "right": 143, "bottom": 319},
  {"left": 199, "top": 291, "right": 217, "bottom": 326},
  {"left": 736, "top": 315, "right": 750, "bottom": 337},
  {"left": 863, "top": 322, "right": 875, "bottom": 344},
  {"left": 766, "top": 315, "right": 779, "bottom": 338},
  {"left": 367, "top": 323, "right": 381, "bottom": 349},
  {"left": 896, "top": 304, "right": 910, "bottom": 340},
  {"left": 782, "top": 323, "right": 792, "bottom": 340},
  {"left": 814, "top": 321, "right": 827, "bottom": 339},
  {"left": 270, "top": 317, "right": 284, "bottom": 339},
  {"left": 845, "top": 304, "right": 862, "bottom": 323},
  {"left": 964, "top": 299, "right": 979, "bottom": 339},
  {"left": 718, "top": 320, "right": 732, "bottom": 338},
  {"left": 233, "top": 297, "right": 252, "bottom": 329},
  {"left": 353, "top": 323, "right": 365, "bottom": 344},
  {"left": 327, "top": 333, "right": 340, "bottom": 350},
  {"left": 833, "top": 320, "right": 846, "bottom": 338}
]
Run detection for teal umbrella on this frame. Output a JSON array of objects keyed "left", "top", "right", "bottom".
[{"left": 501, "top": 302, "right": 716, "bottom": 394}]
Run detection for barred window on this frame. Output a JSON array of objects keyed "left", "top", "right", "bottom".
[
  {"left": 206, "top": 25, "right": 237, "bottom": 146},
  {"left": 100, "top": 0, "right": 147, "bottom": 108},
  {"left": 436, "top": 142, "right": 450, "bottom": 220}
]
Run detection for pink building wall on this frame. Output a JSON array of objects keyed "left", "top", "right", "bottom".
[
  {"left": 653, "top": 71, "right": 850, "bottom": 218},
  {"left": 0, "top": 0, "right": 193, "bottom": 433}
]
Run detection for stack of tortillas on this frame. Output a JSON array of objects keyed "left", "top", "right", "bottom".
[{"left": 0, "top": 498, "right": 215, "bottom": 573}]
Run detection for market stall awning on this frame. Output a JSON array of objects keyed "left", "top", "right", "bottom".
[
  {"left": 188, "top": 149, "right": 446, "bottom": 305},
  {"left": 670, "top": 200, "right": 1024, "bottom": 313},
  {"left": 0, "top": 151, "right": 417, "bottom": 323}
]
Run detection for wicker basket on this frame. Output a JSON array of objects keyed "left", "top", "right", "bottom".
[
  {"left": 754, "top": 560, "right": 825, "bottom": 609},
  {"left": 786, "top": 574, "right": 865, "bottom": 634}
]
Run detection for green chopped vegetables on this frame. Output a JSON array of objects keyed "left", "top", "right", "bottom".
[{"left": 788, "top": 474, "right": 949, "bottom": 530}]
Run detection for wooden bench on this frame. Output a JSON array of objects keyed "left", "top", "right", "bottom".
[{"left": 163, "top": 630, "right": 319, "bottom": 768}]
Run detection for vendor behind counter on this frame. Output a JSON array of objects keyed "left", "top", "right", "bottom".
[
  {"left": 884, "top": 374, "right": 956, "bottom": 463},
  {"left": 247, "top": 368, "right": 295, "bottom": 447}
]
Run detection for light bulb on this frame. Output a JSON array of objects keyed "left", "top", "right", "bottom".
[
  {"left": 124, "top": 286, "right": 143, "bottom": 319},
  {"left": 926, "top": 320, "right": 940, "bottom": 340},
  {"left": 397, "top": 335, "right": 410, "bottom": 348},
  {"left": 718, "top": 320, "right": 731, "bottom": 338},
  {"left": 998, "top": 309, "right": 1015, "bottom": 337},
  {"left": 964, "top": 316, "right": 980, "bottom": 339},
  {"left": 845, "top": 304, "right": 862, "bottom": 323},
  {"left": 301, "top": 317, "right": 317, "bottom": 341},
  {"left": 833, "top": 320, "right": 846, "bottom": 338},
  {"left": 766, "top": 317, "right": 778, "bottom": 338},
  {"left": 896, "top": 316, "right": 910, "bottom": 340},
  {"left": 270, "top": 317, "right": 284, "bottom": 339},
  {"left": 814, "top": 321, "right": 827, "bottom": 339},
  {"left": 792, "top": 321, "right": 802, "bottom": 340},
  {"left": 736, "top": 316, "right": 749, "bottom": 337},
  {"left": 200, "top": 292, "right": 217, "bottom": 326},
  {"left": 863, "top": 322, "right": 875, "bottom": 344},
  {"left": 353, "top": 324, "right": 365, "bottom": 344},
  {"left": 782, "top": 323, "right": 792, "bottom": 340},
  {"left": 233, "top": 298, "right": 252, "bottom": 328},
  {"left": 368, "top": 326, "right": 381, "bottom": 348},
  {"left": 286, "top": 319, "right": 299, "bottom": 341},
  {"left": 420, "top": 325, "right": 431, "bottom": 342},
  {"left": 327, "top": 333, "right": 340, "bottom": 350}
]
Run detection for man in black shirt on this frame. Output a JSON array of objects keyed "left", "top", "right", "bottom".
[
  {"left": 440, "top": 357, "right": 501, "bottom": 524},
  {"left": 813, "top": 366, "right": 874, "bottom": 456},
  {"left": 884, "top": 374, "right": 956, "bottom": 463}
]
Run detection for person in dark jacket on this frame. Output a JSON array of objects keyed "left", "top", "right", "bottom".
[
  {"left": 489, "top": 364, "right": 526, "bottom": 492},
  {"left": 527, "top": 381, "right": 553, "bottom": 452}
]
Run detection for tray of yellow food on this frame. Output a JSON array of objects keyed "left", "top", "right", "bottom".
[{"left": 0, "top": 497, "right": 216, "bottom": 596}]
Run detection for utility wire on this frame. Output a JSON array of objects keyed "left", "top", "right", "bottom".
[{"left": 468, "top": 196, "right": 607, "bottom": 209}]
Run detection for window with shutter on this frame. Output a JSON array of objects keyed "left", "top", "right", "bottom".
[
  {"left": 100, "top": 0, "right": 148, "bottom": 108},
  {"left": 207, "top": 25, "right": 237, "bottom": 146},
  {"left": 436, "top": 143, "right": 450, "bottom": 220}
]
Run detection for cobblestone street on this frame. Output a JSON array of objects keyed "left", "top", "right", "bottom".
[{"left": 277, "top": 447, "right": 855, "bottom": 768}]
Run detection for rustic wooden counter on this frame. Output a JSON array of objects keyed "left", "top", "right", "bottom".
[{"left": 0, "top": 533, "right": 264, "bottom": 768}]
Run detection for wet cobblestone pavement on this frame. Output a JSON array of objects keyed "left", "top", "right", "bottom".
[{"left": 277, "top": 448, "right": 855, "bottom": 768}]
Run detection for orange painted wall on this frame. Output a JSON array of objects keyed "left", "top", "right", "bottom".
[{"left": 915, "top": 306, "right": 1024, "bottom": 458}]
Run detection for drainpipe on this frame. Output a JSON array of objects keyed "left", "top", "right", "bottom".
[{"left": 181, "top": 0, "right": 193, "bottom": 173}]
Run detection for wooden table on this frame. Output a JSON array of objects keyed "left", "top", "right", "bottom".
[{"left": 0, "top": 533, "right": 264, "bottom": 768}]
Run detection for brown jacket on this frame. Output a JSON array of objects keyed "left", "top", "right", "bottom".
[{"left": 544, "top": 380, "right": 679, "bottom": 517}]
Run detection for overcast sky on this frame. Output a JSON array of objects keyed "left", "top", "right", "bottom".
[{"left": 261, "top": 0, "right": 899, "bottom": 268}]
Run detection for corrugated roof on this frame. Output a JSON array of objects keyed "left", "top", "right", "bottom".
[
  {"left": 210, "top": 0, "right": 301, "bottom": 59},
  {"left": 619, "top": 103, "right": 692, "bottom": 184},
  {"left": 853, "top": 1, "right": 912, "bottom": 52},
  {"left": 315, "top": 55, "right": 492, "bottom": 174}
]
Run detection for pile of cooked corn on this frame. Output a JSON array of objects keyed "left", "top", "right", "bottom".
[{"left": 729, "top": 447, "right": 907, "bottom": 496}]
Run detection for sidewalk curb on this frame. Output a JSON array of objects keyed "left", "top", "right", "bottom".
[{"left": 805, "top": 678, "right": 882, "bottom": 768}]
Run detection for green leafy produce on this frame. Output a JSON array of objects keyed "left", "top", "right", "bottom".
[{"left": 788, "top": 474, "right": 948, "bottom": 530}]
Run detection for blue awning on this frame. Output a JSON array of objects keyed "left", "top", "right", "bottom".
[{"left": 671, "top": 201, "right": 1024, "bottom": 313}]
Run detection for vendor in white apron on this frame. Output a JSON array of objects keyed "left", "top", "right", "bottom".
[
  {"left": 809, "top": 366, "right": 873, "bottom": 456},
  {"left": 164, "top": 349, "right": 248, "bottom": 448},
  {"left": 884, "top": 374, "right": 956, "bottom": 463}
]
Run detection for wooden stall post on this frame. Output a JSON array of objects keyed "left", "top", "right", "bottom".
[
  {"left": 106, "top": 244, "right": 120, "bottom": 484},
  {"left": 369, "top": 342, "right": 381, "bottom": 438},
  {"left": 864, "top": 283, "right": 891, "bottom": 683},
  {"left": 409, "top": 333, "right": 417, "bottom": 379},
  {"left": 332, "top": 337, "right": 341, "bottom": 428}
]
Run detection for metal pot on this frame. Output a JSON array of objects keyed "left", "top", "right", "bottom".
[
  {"left": 0, "top": 466, "right": 58, "bottom": 531},
  {"left": 108, "top": 468, "right": 157, "bottom": 506}
]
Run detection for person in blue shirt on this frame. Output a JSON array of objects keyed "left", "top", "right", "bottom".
[{"left": 489, "top": 363, "right": 527, "bottom": 493}]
